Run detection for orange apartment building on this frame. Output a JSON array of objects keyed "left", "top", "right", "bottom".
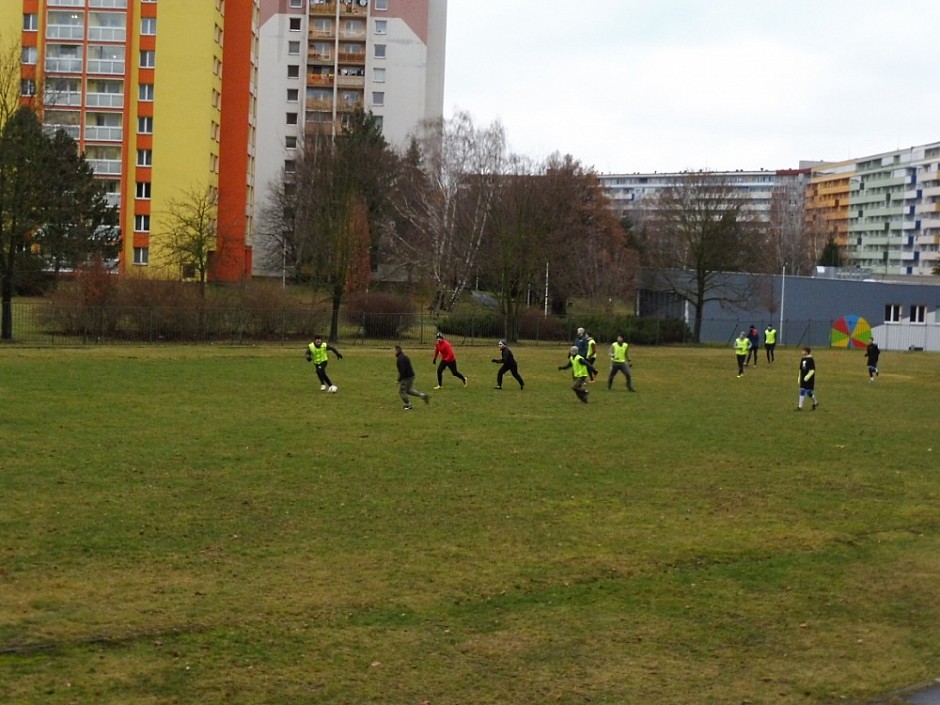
[{"left": 5, "top": 0, "right": 256, "bottom": 281}]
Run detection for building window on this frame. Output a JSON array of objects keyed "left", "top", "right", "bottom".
[
  {"left": 373, "top": 44, "right": 386, "bottom": 59},
  {"left": 23, "top": 14, "right": 38, "bottom": 31},
  {"left": 136, "top": 182, "right": 151, "bottom": 199},
  {"left": 141, "top": 17, "right": 156, "bottom": 35},
  {"left": 134, "top": 214, "right": 151, "bottom": 232},
  {"left": 374, "top": 0, "right": 388, "bottom": 10},
  {"left": 139, "top": 83, "right": 154, "bottom": 101},
  {"left": 289, "top": 0, "right": 303, "bottom": 7},
  {"left": 21, "top": 46, "right": 37, "bottom": 65},
  {"left": 374, "top": 19, "right": 387, "bottom": 34},
  {"left": 373, "top": 67, "right": 385, "bottom": 83},
  {"left": 133, "top": 247, "right": 149, "bottom": 265},
  {"left": 288, "top": 40, "right": 300, "bottom": 55},
  {"left": 289, "top": 17, "right": 301, "bottom": 32},
  {"left": 20, "top": 79, "right": 36, "bottom": 97},
  {"left": 137, "top": 149, "right": 152, "bottom": 166},
  {"left": 286, "top": 112, "right": 298, "bottom": 125},
  {"left": 287, "top": 64, "right": 300, "bottom": 79},
  {"left": 372, "top": 91, "right": 384, "bottom": 107},
  {"left": 285, "top": 135, "right": 297, "bottom": 149},
  {"left": 137, "top": 116, "right": 153, "bottom": 134},
  {"left": 885, "top": 304, "right": 902, "bottom": 323},
  {"left": 284, "top": 159, "right": 296, "bottom": 174},
  {"left": 910, "top": 305, "right": 926, "bottom": 324},
  {"left": 286, "top": 88, "right": 299, "bottom": 102},
  {"left": 140, "top": 50, "right": 155, "bottom": 68}
]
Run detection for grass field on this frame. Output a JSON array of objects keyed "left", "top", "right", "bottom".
[{"left": 1, "top": 342, "right": 939, "bottom": 704}]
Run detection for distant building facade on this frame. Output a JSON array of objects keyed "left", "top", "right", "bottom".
[
  {"left": 7, "top": 0, "right": 257, "bottom": 281},
  {"left": 253, "top": 0, "right": 447, "bottom": 277},
  {"left": 807, "top": 142, "right": 940, "bottom": 276},
  {"left": 599, "top": 142, "right": 940, "bottom": 279}
]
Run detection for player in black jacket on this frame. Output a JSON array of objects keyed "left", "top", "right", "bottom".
[
  {"left": 395, "top": 345, "right": 429, "bottom": 410},
  {"left": 491, "top": 340, "right": 525, "bottom": 390}
]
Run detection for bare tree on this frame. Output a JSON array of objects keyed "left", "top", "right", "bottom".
[
  {"left": 766, "top": 175, "right": 812, "bottom": 275},
  {"left": 391, "top": 111, "right": 507, "bottom": 313},
  {"left": 162, "top": 186, "right": 219, "bottom": 294},
  {"left": 0, "top": 40, "right": 23, "bottom": 127},
  {"left": 635, "top": 171, "right": 760, "bottom": 342}
]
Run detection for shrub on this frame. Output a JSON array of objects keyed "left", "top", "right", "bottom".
[{"left": 344, "top": 291, "right": 416, "bottom": 339}]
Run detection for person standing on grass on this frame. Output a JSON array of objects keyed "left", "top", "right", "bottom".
[
  {"left": 865, "top": 340, "right": 880, "bottom": 382},
  {"left": 608, "top": 334, "right": 635, "bottom": 391},
  {"left": 796, "top": 346, "right": 819, "bottom": 411},
  {"left": 764, "top": 324, "right": 777, "bottom": 363},
  {"left": 306, "top": 335, "right": 343, "bottom": 390},
  {"left": 395, "top": 345, "right": 430, "bottom": 410},
  {"left": 491, "top": 339, "right": 525, "bottom": 390},
  {"left": 585, "top": 331, "right": 598, "bottom": 382},
  {"left": 431, "top": 332, "right": 467, "bottom": 389},
  {"left": 746, "top": 325, "right": 760, "bottom": 366},
  {"left": 734, "top": 331, "right": 751, "bottom": 378},
  {"left": 559, "top": 345, "right": 597, "bottom": 403}
]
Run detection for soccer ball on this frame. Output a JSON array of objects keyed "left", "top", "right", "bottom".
[{"left": 328, "top": 385, "right": 338, "bottom": 394}]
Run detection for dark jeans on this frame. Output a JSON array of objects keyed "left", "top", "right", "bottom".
[
  {"left": 314, "top": 362, "right": 332, "bottom": 386},
  {"left": 497, "top": 363, "right": 524, "bottom": 389},
  {"left": 437, "top": 359, "right": 466, "bottom": 385}
]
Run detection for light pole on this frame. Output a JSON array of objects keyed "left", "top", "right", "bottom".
[{"left": 778, "top": 262, "right": 786, "bottom": 344}]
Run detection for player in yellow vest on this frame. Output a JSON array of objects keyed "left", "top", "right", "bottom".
[
  {"left": 733, "top": 331, "right": 751, "bottom": 378},
  {"left": 305, "top": 335, "right": 343, "bottom": 390},
  {"left": 608, "top": 334, "right": 635, "bottom": 391},
  {"left": 558, "top": 346, "right": 598, "bottom": 403},
  {"left": 585, "top": 331, "right": 597, "bottom": 382},
  {"left": 764, "top": 325, "right": 777, "bottom": 363}
]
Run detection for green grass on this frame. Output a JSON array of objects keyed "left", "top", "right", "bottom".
[{"left": 1, "top": 343, "right": 938, "bottom": 704}]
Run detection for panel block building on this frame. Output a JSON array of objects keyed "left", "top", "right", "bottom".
[
  {"left": 253, "top": 0, "right": 447, "bottom": 277},
  {"left": 6, "top": 0, "right": 257, "bottom": 281},
  {"left": 5, "top": 0, "right": 446, "bottom": 282}
]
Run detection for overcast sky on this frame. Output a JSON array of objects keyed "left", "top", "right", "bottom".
[{"left": 442, "top": 1, "right": 940, "bottom": 174}]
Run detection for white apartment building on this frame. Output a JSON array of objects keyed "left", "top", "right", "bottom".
[{"left": 253, "top": 0, "right": 447, "bottom": 277}]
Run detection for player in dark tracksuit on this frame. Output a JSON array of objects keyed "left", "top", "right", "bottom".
[
  {"left": 796, "top": 347, "right": 818, "bottom": 411},
  {"left": 865, "top": 341, "right": 880, "bottom": 381},
  {"left": 491, "top": 340, "right": 524, "bottom": 390}
]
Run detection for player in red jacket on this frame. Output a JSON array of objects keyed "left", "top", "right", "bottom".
[{"left": 432, "top": 332, "right": 468, "bottom": 389}]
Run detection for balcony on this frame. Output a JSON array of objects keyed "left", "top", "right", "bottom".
[
  {"left": 85, "top": 92, "right": 124, "bottom": 108},
  {"left": 87, "top": 159, "right": 122, "bottom": 176},
  {"left": 84, "top": 126, "right": 123, "bottom": 142},
  {"left": 308, "top": 51, "right": 333, "bottom": 63},
  {"left": 45, "top": 58, "right": 83, "bottom": 73},
  {"left": 306, "top": 98, "right": 334, "bottom": 111},
  {"left": 88, "top": 27, "right": 127, "bottom": 42},
  {"left": 338, "top": 51, "right": 365, "bottom": 63},
  {"left": 310, "top": 2, "right": 338, "bottom": 16},
  {"left": 43, "top": 91, "right": 82, "bottom": 107},
  {"left": 308, "top": 73, "right": 334, "bottom": 86},
  {"left": 336, "top": 73, "right": 364, "bottom": 88},
  {"left": 46, "top": 25, "right": 85, "bottom": 41},
  {"left": 43, "top": 124, "right": 80, "bottom": 140},
  {"left": 87, "top": 59, "right": 126, "bottom": 75}
]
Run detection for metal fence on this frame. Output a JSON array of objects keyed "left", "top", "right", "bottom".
[{"left": 3, "top": 301, "right": 683, "bottom": 347}]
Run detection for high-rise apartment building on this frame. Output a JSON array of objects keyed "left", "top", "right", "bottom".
[
  {"left": 599, "top": 168, "right": 813, "bottom": 228},
  {"left": 7, "top": 0, "right": 257, "bottom": 281},
  {"left": 253, "top": 0, "right": 447, "bottom": 276},
  {"left": 808, "top": 143, "right": 940, "bottom": 276}
]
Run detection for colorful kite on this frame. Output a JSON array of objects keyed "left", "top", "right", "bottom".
[{"left": 830, "top": 315, "right": 872, "bottom": 349}]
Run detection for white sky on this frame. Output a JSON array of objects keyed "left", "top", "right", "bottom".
[{"left": 442, "top": 0, "right": 940, "bottom": 174}]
